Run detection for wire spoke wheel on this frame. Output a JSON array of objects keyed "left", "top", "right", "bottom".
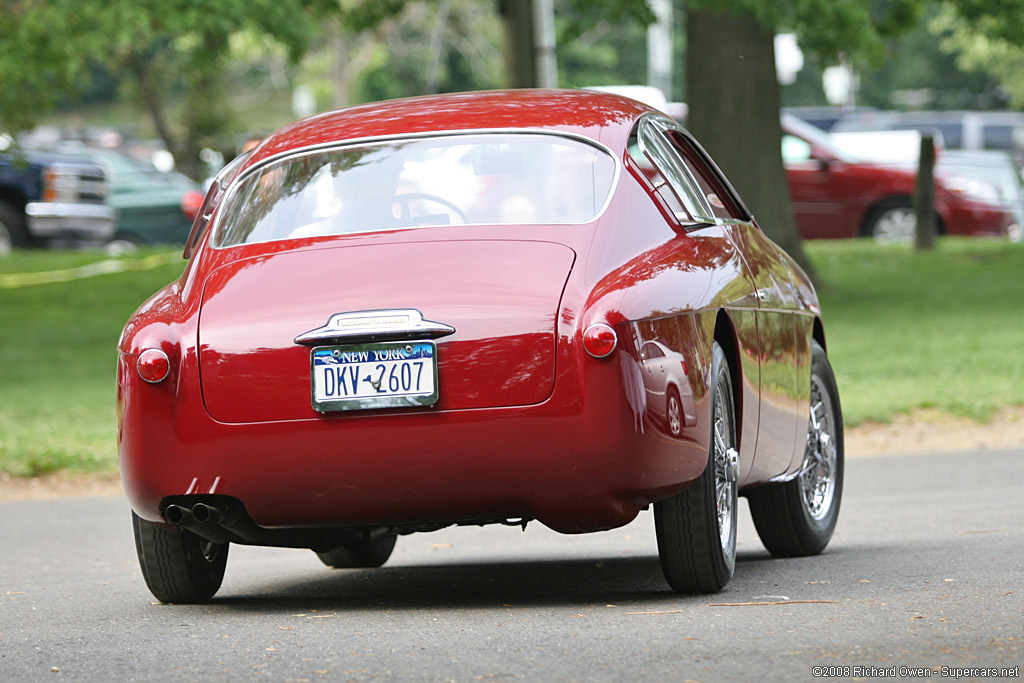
[
  {"left": 712, "top": 385, "right": 738, "bottom": 557},
  {"left": 748, "top": 341, "right": 844, "bottom": 558},
  {"left": 799, "top": 376, "right": 838, "bottom": 521},
  {"left": 871, "top": 205, "right": 916, "bottom": 244}
]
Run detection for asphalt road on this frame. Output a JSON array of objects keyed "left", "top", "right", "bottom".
[{"left": 2, "top": 449, "right": 1022, "bottom": 682}]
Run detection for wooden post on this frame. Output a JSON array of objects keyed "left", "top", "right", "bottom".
[{"left": 914, "top": 134, "right": 937, "bottom": 250}]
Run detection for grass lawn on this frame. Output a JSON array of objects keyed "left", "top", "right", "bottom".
[
  {"left": 1, "top": 238, "right": 1022, "bottom": 477},
  {"left": 0, "top": 249, "right": 186, "bottom": 476},
  {"left": 808, "top": 237, "right": 1024, "bottom": 424}
]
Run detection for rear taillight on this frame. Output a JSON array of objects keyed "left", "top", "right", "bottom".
[
  {"left": 137, "top": 348, "right": 170, "bottom": 383},
  {"left": 583, "top": 323, "right": 617, "bottom": 358}
]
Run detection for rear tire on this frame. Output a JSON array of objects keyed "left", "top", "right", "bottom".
[
  {"left": 747, "top": 341, "right": 843, "bottom": 557},
  {"left": 654, "top": 342, "right": 738, "bottom": 593},
  {"left": 132, "top": 512, "right": 228, "bottom": 603},
  {"left": 316, "top": 533, "right": 397, "bottom": 569}
]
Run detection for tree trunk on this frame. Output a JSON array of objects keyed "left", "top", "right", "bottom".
[
  {"left": 499, "top": 0, "right": 537, "bottom": 88},
  {"left": 126, "top": 51, "right": 179, "bottom": 169},
  {"left": 686, "top": 9, "right": 816, "bottom": 281}
]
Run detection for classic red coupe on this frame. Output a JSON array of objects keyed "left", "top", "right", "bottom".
[{"left": 119, "top": 90, "right": 843, "bottom": 603}]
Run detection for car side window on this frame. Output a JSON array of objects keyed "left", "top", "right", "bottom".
[
  {"left": 627, "top": 138, "right": 691, "bottom": 221},
  {"left": 637, "top": 119, "right": 714, "bottom": 221},
  {"left": 184, "top": 151, "right": 251, "bottom": 258},
  {"left": 782, "top": 135, "right": 812, "bottom": 163},
  {"left": 662, "top": 126, "right": 751, "bottom": 222},
  {"left": 641, "top": 342, "right": 664, "bottom": 361},
  {"left": 628, "top": 115, "right": 753, "bottom": 227}
]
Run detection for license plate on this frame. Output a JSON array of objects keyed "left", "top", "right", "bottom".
[{"left": 311, "top": 341, "right": 438, "bottom": 412}]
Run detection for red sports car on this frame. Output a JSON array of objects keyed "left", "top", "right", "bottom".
[{"left": 119, "top": 90, "right": 843, "bottom": 602}]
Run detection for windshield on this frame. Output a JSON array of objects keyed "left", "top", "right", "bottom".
[
  {"left": 214, "top": 132, "right": 617, "bottom": 247},
  {"left": 781, "top": 114, "right": 859, "bottom": 164}
]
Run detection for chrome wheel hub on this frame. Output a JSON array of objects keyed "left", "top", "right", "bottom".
[
  {"left": 873, "top": 207, "right": 916, "bottom": 244},
  {"left": 713, "top": 382, "right": 737, "bottom": 558},
  {"left": 799, "top": 375, "right": 838, "bottom": 521},
  {"left": 668, "top": 395, "right": 682, "bottom": 435}
]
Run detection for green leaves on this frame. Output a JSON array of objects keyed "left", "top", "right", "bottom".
[{"left": 0, "top": 0, "right": 323, "bottom": 177}]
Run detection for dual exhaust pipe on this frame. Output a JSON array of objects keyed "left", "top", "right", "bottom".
[
  {"left": 164, "top": 502, "right": 223, "bottom": 527},
  {"left": 161, "top": 496, "right": 350, "bottom": 551}
]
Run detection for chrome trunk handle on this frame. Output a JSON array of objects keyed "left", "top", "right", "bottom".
[{"left": 294, "top": 309, "right": 456, "bottom": 346}]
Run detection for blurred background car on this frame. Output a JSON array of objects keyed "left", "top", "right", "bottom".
[
  {"left": 783, "top": 106, "right": 879, "bottom": 132},
  {"left": 830, "top": 110, "right": 1024, "bottom": 163},
  {"left": 936, "top": 150, "right": 1024, "bottom": 241},
  {"left": 782, "top": 114, "right": 1017, "bottom": 242},
  {"left": 28, "top": 144, "right": 203, "bottom": 248}
]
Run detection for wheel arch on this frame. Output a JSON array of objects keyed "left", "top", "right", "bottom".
[
  {"left": 859, "top": 195, "right": 911, "bottom": 237},
  {"left": 713, "top": 310, "right": 744, "bottom": 452},
  {"left": 812, "top": 316, "right": 827, "bottom": 353},
  {"left": 0, "top": 187, "right": 28, "bottom": 211},
  {"left": 860, "top": 195, "right": 946, "bottom": 237}
]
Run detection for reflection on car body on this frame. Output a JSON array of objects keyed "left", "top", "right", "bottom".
[
  {"left": 120, "top": 90, "right": 844, "bottom": 602},
  {"left": 631, "top": 331, "right": 698, "bottom": 437}
]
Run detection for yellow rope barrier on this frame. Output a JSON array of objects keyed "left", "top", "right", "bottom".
[{"left": 0, "top": 252, "right": 180, "bottom": 289}]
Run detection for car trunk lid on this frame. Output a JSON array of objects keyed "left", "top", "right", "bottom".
[{"left": 198, "top": 240, "right": 575, "bottom": 423}]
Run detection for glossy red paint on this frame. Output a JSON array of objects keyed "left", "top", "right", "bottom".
[
  {"left": 783, "top": 116, "right": 1015, "bottom": 239},
  {"left": 198, "top": 240, "right": 575, "bottom": 422},
  {"left": 119, "top": 90, "right": 826, "bottom": 541},
  {"left": 246, "top": 89, "right": 647, "bottom": 168}
]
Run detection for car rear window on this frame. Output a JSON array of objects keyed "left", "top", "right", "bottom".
[{"left": 214, "top": 132, "right": 617, "bottom": 247}]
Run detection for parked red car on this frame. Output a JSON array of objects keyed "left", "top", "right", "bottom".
[
  {"left": 119, "top": 90, "right": 843, "bottom": 602},
  {"left": 783, "top": 114, "right": 1016, "bottom": 241}
]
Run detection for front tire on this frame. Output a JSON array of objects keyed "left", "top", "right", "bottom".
[
  {"left": 0, "top": 201, "right": 31, "bottom": 250},
  {"left": 748, "top": 341, "right": 843, "bottom": 557},
  {"left": 865, "top": 201, "right": 915, "bottom": 244},
  {"left": 654, "top": 342, "right": 738, "bottom": 593},
  {"left": 132, "top": 512, "right": 228, "bottom": 603}
]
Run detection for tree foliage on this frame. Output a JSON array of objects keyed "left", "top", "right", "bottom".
[
  {"left": 1, "top": 0, "right": 323, "bottom": 177},
  {"left": 930, "top": 2, "right": 1024, "bottom": 107}
]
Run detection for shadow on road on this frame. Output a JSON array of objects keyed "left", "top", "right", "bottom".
[{"left": 205, "top": 548, "right": 796, "bottom": 612}]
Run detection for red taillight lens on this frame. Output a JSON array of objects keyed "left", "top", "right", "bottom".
[
  {"left": 137, "top": 348, "right": 170, "bottom": 383},
  {"left": 583, "top": 323, "right": 617, "bottom": 358},
  {"left": 681, "top": 360, "right": 688, "bottom": 375}
]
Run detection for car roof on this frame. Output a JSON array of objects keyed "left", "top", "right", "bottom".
[{"left": 246, "top": 89, "right": 652, "bottom": 168}]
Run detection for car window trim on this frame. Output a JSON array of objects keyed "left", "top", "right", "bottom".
[
  {"left": 634, "top": 114, "right": 755, "bottom": 229},
  {"left": 209, "top": 129, "right": 622, "bottom": 250}
]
